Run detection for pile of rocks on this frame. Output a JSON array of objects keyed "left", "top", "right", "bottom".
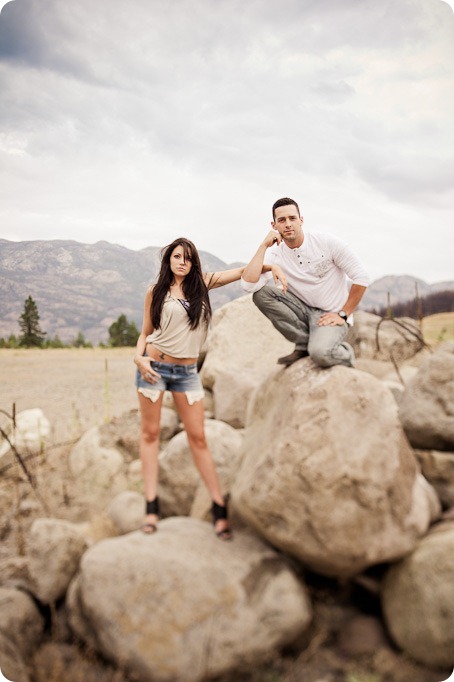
[{"left": 1, "top": 296, "right": 453, "bottom": 682}]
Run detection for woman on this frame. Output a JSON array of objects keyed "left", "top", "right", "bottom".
[{"left": 134, "top": 238, "right": 246, "bottom": 540}]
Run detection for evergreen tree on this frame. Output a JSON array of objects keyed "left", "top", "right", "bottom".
[
  {"left": 18, "top": 296, "right": 46, "bottom": 347},
  {"left": 46, "top": 334, "right": 66, "bottom": 348},
  {"left": 72, "top": 331, "right": 92, "bottom": 348},
  {"left": 108, "top": 314, "right": 140, "bottom": 347}
]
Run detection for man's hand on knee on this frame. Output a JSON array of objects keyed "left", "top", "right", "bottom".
[{"left": 318, "top": 312, "right": 346, "bottom": 326}]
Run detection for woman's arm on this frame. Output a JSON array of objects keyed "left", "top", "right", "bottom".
[{"left": 203, "top": 266, "right": 245, "bottom": 290}]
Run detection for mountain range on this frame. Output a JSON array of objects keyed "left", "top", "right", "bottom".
[{"left": 0, "top": 239, "right": 452, "bottom": 343}]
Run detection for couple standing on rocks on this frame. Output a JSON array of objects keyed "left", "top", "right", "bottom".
[{"left": 133, "top": 196, "right": 371, "bottom": 538}]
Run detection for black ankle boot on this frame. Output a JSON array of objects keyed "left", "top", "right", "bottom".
[
  {"left": 211, "top": 498, "right": 232, "bottom": 541},
  {"left": 141, "top": 496, "right": 159, "bottom": 534}
]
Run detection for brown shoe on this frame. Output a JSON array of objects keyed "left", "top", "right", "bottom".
[{"left": 277, "top": 349, "right": 309, "bottom": 366}]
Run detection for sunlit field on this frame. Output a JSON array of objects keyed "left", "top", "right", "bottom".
[
  {"left": 421, "top": 311, "right": 454, "bottom": 346},
  {"left": 1, "top": 314, "right": 452, "bottom": 444},
  {"left": 0, "top": 347, "right": 138, "bottom": 445}
]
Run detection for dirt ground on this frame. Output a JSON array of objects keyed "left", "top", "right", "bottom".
[{"left": 0, "top": 348, "right": 139, "bottom": 445}]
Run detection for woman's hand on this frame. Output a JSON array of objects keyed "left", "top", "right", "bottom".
[
  {"left": 135, "top": 355, "right": 161, "bottom": 383},
  {"left": 270, "top": 264, "right": 288, "bottom": 294}
]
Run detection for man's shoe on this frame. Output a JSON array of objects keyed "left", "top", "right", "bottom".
[{"left": 277, "top": 349, "right": 309, "bottom": 366}]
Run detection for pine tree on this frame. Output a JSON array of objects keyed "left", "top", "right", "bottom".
[
  {"left": 108, "top": 314, "right": 140, "bottom": 347},
  {"left": 18, "top": 296, "right": 46, "bottom": 347}
]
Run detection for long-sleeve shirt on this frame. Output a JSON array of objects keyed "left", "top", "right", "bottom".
[{"left": 241, "top": 231, "right": 370, "bottom": 315}]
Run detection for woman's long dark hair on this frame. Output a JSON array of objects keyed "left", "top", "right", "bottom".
[{"left": 150, "top": 238, "right": 212, "bottom": 330}]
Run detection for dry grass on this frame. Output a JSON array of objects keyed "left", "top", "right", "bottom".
[
  {"left": 421, "top": 311, "right": 454, "bottom": 346},
  {"left": 0, "top": 347, "right": 138, "bottom": 445}
]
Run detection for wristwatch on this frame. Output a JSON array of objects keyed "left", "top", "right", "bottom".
[{"left": 338, "top": 310, "right": 348, "bottom": 322}]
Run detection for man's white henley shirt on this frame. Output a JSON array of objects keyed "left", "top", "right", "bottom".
[{"left": 241, "top": 231, "right": 370, "bottom": 319}]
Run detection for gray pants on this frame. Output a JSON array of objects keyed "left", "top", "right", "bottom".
[{"left": 253, "top": 284, "right": 354, "bottom": 368}]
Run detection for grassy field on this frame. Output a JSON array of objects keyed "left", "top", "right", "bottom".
[
  {"left": 1, "top": 313, "right": 451, "bottom": 445},
  {"left": 0, "top": 347, "right": 138, "bottom": 445},
  {"left": 421, "top": 311, "right": 454, "bottom": 346}
]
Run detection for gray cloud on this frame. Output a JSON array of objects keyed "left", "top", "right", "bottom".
[{"left": 0, "top": 0, "right": 453, "bottom": 281}]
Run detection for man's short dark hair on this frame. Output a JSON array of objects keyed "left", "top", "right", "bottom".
[{"left": 272, "top": 197, "right": 300, "bottom": 220}]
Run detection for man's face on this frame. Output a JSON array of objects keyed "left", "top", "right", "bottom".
[{"left": 272, "top": 204, "right": 303, "bottom": 244}]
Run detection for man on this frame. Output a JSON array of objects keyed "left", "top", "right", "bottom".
[{"left": 241, "top": 197, "right": 370, "bottom": 368}]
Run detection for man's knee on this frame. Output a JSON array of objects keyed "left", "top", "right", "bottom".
[
  {"left": 252, "top": 284, "right": 276, "bottom": 309},
  {"left": 309, "top": 348, "right": 336, "bottom": 368},
  {"left": 309, "top": 345, "right": 354, "bottom": 368}
]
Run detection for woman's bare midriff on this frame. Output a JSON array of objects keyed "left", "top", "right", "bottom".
[{"left": 146, "top": 343, "right": 197, "bottom": 365}]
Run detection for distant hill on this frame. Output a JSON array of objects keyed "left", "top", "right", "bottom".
[
  {"left": 1, "top": 240, "right": 452, "bottom": 343},
  {"left": 0, "top": 239, "right": 243, "bottom": 343},
  {"left": 358, "top": 274, "right": 454, "bottom": 312}
]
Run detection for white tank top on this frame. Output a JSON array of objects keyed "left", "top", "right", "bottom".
[{"left": 146, "top": 293, "right": 208, "bottom": 358}]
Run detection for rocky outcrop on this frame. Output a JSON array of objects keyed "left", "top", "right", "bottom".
[
  {"left": 69, "top": 426, "right": 125, "bottom": 483},
  {"left": 0, "top": 586, "right": 44, "bottom": 658},
  {"left": 99, "top": 407, "right": 180, "bottom": 456},
  {"left": 232, "top": 361, "right": 437, "bottom": 577},
  {"left": 106, "top": 490, "right": 144, "bottom": 534},
  {"left": 0, "top": 631, "right": 31, "bottom": 682},
  {"left": 66, "top": 518, "right": 313, "bottom": 682},
  {"left": 347, "top": 311, "right": 424, "bottom": 362},
  {"left": 200, "top": 295, "right": 292, "bottom": 427},
  {"left": 28, "top": 518, "right": 87, "bottom": 603},
  {"left": 399, "top": 342, "right": 454, "bottom": 450},
  {"left": 382, "top": 522, "right": 454, "bottom": 668},
  {"left": 415, "top": 449, "right": 454, "bottom": 508},
  {"left": 158, "top": 419, "right": 244, "bottom": 516}
]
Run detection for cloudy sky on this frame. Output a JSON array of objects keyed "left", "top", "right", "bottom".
[{"left": 0, "top": 0, "right": 453, "bottom": 283}]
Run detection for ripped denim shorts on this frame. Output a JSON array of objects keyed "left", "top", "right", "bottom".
[{"left": 135, "top": 361, "right": 204, "bottom": 405}]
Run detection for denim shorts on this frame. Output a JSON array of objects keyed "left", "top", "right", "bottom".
[{"left": 135, "top": 361, "right": 204, "bottom": 405}]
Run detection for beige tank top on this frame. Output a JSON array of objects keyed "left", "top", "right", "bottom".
[{"left": 145, "top": 293, "right": 208, "bottom": 358}]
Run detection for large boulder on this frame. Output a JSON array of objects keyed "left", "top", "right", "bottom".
[
  {"left": 68, "top": 426, "right": 128, "bottom": 506},
  {"left": 66, "top": 517, "right": 312, "bottom": 682},
  {"left": 158, "top": 420, "right": 244, "bottom": 516},
  {"left": 99, "top": 407, "right": 180, "bottom": 458},
  {"left": 200, "top": 295, "right": 292, "bottom": 427},
  {"left": 0, "top": 631, "right": 31, "bottom": 682},
  {"left": 415, "top": 449, "right": 454, "bottom": 509},
  {"left": 382, "top": 522, "right": 454, "bottom": 668},
  {"left": 399, "top": 342, "right": 454, "bottom": 450},
  {"left": 28, "top": 518, "right": 87, "bottom": 603},
  {"left": 106, "top": 490, "right": 144, "bottom": 534},
  {"left": 0, "top": 586, "right": 44, "bottom": 660},
  {"left": 347, "top": 311, "right": 424, "bottom": 362},
  {"left": 232, "top": 361, "right": 436, "bottom": 577}
]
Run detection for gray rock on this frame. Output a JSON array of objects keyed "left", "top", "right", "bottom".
[
  {"left": 415, "top": 449, "right": 454, "bottom": 508},
  {"left": 158, "top": 419, "right": 243, "bottom": 517},
  {"left": 200, "top": 295, "right": 292, "bottom": 428},
  {"left": 0, "top": 408, "right": 51, "bottom": 468},
  {"left": 382, "top": 522, "right": 454, "bottom": 668},
  {"left": 232, "top": 362, "right": 434, "bottom": 577},
  {"left": 28, "top": 518, "right": 87, "bottom": 603},
  {"left": 0, "top": 586, "right": 44, "bottom": 659},
  {"left": 347, "top": 311, "right": 424, "bottom": 362},
  {"left": 399, "top": 342, "right": 454, "bottom": 450},
  {"left": 0, "top": 631, "right": 31, "bottom": 682},
  {"left": 66, "top": 517, "right": 312, "bottom": 682},
  {"left": 106, "top": 490, "right": 144, "bottom": 534}
]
